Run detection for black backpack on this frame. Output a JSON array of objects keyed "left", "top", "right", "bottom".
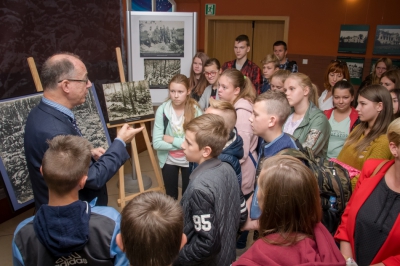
[{"left": 277, "top": 142, "right": 352, "bottom": 235}]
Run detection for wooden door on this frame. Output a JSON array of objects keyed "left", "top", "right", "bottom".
[
  {"left": 252, "top": 20, "right": 285, "bottom": 67},
  {"left": 205, "top": 16, "right": 289, "bottom": 69}
]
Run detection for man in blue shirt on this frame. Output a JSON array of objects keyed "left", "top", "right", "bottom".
[{"left": 24, "top": 52, "right": 142, "bottom": 210}]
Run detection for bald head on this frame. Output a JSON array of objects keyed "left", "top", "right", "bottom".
[
  {"left": 41, "top": 53, "right": 83, "bottom": 90},
  {"left": 205, "top": 99, "right": 237, "bottom": 132}
]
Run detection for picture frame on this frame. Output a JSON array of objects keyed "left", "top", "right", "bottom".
[
  {"left": 373, "top": 25, "right": 400, "bottom": 55},
  {"left": 338, "top": 25, "right": 369, "bottom": 54},
  {"left": 337, "top": 57, "right": 365, "bottom": 85},
  {"left": 127, "top": 11, "right": 197, "bottom": 104},
  {"left": 144, "top": 59, "right": 180, "bottom": 89},
  {"left": 0, "top": 86, "right": 110, "bottom": 211},
  {"left": 139, "top": 20, "right": 184, "bottom": 57},
  {"left": 103, "top": 80, "right": 155, "bottom": 125}
]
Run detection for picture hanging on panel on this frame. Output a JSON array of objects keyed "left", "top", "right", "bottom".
[
  {"left": 373, "top": 25, "right": 400, "bottom": 55},
  {"left": 144, "top": 59, "right": 180, "bottom": 89},
  {"left": 139, "top": 20, "right": 184, "bottom": 57},
  {"left": 337, "top": 57, "right": 365, "bottom": 85},
  {"left": 338, "top": 25, "right": 369, "bottom": 54}
]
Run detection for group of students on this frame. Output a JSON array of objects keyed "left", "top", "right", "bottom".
[
  {"left": 148, "top": 33, "right": 400, "bottom": 265},
  {"left": 12, "top": 38, "right": 400, "bottom": 265}
]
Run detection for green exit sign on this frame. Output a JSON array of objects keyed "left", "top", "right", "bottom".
[{"left": 205, "top": 4, "right": 216, "bottom": 16}]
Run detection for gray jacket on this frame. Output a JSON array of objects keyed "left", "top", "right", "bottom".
[{"left": 198, "top": 85, "right": 219, "bottom": 111}]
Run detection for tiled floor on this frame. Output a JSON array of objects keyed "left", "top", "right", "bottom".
[{"left": 0, "top": 150, "right": 253, "bottom": 265}]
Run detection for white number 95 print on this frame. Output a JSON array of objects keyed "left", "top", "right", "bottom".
[{"left": 193, "top": 214, "right": 211, "bottom": 231}]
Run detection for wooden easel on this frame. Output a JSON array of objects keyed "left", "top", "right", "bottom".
[
  {"left": 109, "top": 47, "right": 165, "bottom": 208},
  {"left": 27, "top": 57, "right": 43, "bottom": 92}
]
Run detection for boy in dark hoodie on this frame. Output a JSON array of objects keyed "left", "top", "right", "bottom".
[{"left": 12, "top": 135, "right": 128, "bottom": 266}]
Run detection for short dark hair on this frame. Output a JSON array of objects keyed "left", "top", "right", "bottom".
[
  {"left": 273, "top": 40, "right": 287, "bottom": 51},
  {"left": 204, "top": 58, "right": 221, "bottom": 70},
  {"left": 332, "top": 80, "right": 355, "bottom": 96},
  {"left": 41, "top": 52, "right": 81, "bottom": 90},
  {"left": 184, "top": 114, "right": 228, "bottom": 158},
  {"left": 120, "top": 192, "right": 183, "bottom": 266},
  {"left": 235, "top": 34, "right": 250, "bottom": 46},
  {"left": 42, "top": 135, "right": 92, "bottom": 196}
]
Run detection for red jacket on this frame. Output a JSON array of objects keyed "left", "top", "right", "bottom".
[
  {"left": 233, "top": 223, "right": 345, "bottom": 266},
  {"left": 323, "top": 107, "right": 359, "bottom": 132},
  {"left": 335, "top": 159, "right": 400, "bottom": 266}
]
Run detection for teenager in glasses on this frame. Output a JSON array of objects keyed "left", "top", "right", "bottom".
[{"left": 198, "top": 58, "right": 222, "bottom": 111}]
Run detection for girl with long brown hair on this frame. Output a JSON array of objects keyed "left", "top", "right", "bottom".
[
  {"left": 189, "top": 52, "right": 209, "bottom": 101},
  {"left": 152, "top": 74, "right": 202, "bottom": 199}
]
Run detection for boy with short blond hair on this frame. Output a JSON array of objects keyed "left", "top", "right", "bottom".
[
  {"left": 248, "top": 90, "right": 298, "bottom": 220},
  {"left": 260, "top": 54, "right": 280, "bottom": 94},
  {"left": 176, "top": 114, "right": 241, "bottom": 265},
  {"left": 117, "top": 191, "right": 186, "bottom": 266}
]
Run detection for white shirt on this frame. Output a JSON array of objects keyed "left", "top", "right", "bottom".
[{"left": 318, "top": 90, "right": 334, "bottom": 111}]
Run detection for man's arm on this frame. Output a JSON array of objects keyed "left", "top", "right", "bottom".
[{"left": 177, "top": 189, "right": 221, "bottom": 265}]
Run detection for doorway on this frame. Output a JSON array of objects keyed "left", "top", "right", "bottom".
[{"left": 205, "top": 16, "right": 289, "bottom": 68}]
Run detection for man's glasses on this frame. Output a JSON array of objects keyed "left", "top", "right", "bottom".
[
  {"left": 58, "top": 78, "right": 90, "bottom": 85},
  {"left": 204, "top": 71, "right": 218, "bottom": 77}
]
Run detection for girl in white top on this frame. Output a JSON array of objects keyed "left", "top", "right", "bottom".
[
  {"left": 318, "top": 60, "right": 350, "bottom": 111},
  {"left": 153, "top": 74, "right": 202, "bottom": 199}
]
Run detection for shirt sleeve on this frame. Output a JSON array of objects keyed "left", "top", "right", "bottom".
[{"left": 302, "top": 113, "right": 331, "bottom": 157}]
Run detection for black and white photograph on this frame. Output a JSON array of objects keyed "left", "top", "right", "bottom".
[
  {"left": 337, "top": 57, "right": 365, "bottom": 85},
  {"left": 103, "top": 81, "right": 154, "bottom": 125},
  {"left": 373, "top": 25, "right": 400, "bottom": 55},
  {"left": 144, "top": 59, "right": 180, "bottom": 89},
  {"left": 0, "top": 87, "right": 110, "bottom": 211},
  {"left": 338, "top": 25, "right": 369, "bottom": 54},
  {"left": 139, "top": 20, "right": 184, "bottom": 57}
]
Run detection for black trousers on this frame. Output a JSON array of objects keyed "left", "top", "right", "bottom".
[{"left": 162, "top": 163, "right": 190, "bottom": 200}]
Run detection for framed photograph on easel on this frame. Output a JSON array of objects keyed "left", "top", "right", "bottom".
[{"left": 0, "top": 86, "right": 109, "bottom": 210}]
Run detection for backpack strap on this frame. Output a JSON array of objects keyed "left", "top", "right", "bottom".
[
  {"left": 163, "top": 113, "right": 169, "bottom": 135},
  {"left": 370, "top": 160, "right": 390, "bottom": 177},
  {"left": 249, "top": 152, "right": 257, "bottom": 167}
]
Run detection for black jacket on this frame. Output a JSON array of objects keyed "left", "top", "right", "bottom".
[{"left": 176, "top": 158, "right": 241, "bottom": 266}]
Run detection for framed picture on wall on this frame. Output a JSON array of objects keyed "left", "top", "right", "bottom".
[
  {"left": 373, "top": 25, "right": 400, "bottom": 55},
  {"left": 144, "top": 59, "right": 180, "bottom": 89},
  {"left": 127, "top": 11, "right": 197, "bottom": 104},
  {"left": 0, "top": 87, "right": 110, "bottom": 211},
  {"left": 338, "top": 25, "right": 369, "bottom": 54},
  {"left": 337, "top": 57, "right": 365, "bottom": 85},
  {"left": 139, "top": 20, "right": 184, "bottom": 57}
]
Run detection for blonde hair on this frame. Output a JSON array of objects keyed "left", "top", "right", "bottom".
[
  {"left": 184, "top": 114, "right": 228, "bottom": 158},
  {"left": 208, "top": 98, "right": 237, "bottom": 132},
  {"left": 168, "top": 74, "right": 199, "bottom": 128},
  {"left": 372, "top": 58, "right": 393, "bottom": 84},
  {"left": 388, "top": 117, "right": 400, "bottom": 146},
  {"left": 261, "top": 54, "right": 280, "bottom": 69},
  {"left": 271, "top": 69, "right": 291, "bottom": 84},
  {"left": 288, "top": 73, "right": 319, "bottom": 107},
  {"left": 221, "top": 68, "right": 256, "bottom": 104},
  {"left": 345, "top": 85, "right": 393, "bottom": 155},
  {"left": 258, "top": 155, "right": 321, "bottom": 246}
]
